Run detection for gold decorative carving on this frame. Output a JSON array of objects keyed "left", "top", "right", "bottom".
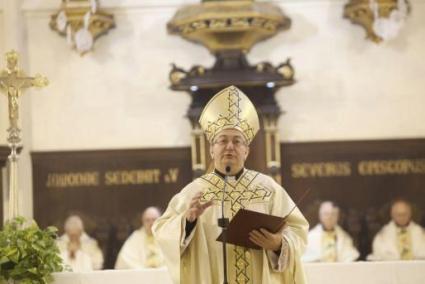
[
  {"left": 277, "top": 59, "right": 294, "bottom": 81},
  {"left": 50, "top": 0, "right": 115, "bottom": 55},
  {"left": 344, "top": 0, "right": 410, "bottom": 43},
  {"left": 168, "top": 0, "right": 291, "bottom": 53},
  {"left": 191, "top": 124, "right": 207, "bottom": 174},
  {"left": 263, "top": 115, "right": 282, "bottom": 184}
]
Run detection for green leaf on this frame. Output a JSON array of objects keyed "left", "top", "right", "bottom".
[
  {"left": 0, "top": 217, "right": 63, "bottom": 283},
  {"left": 0, "top": 257, "right": 9, "bottom": 265},
  {"left": 28, "top": 267, "right": 38, "bottom": 274}
]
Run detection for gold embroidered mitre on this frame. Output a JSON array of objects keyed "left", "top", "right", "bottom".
[{"left": 199, "top": 86, "right": 260, "bottom": 144}]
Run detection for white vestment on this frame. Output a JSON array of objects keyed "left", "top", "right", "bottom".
[
  {"left": 368, "top": 221, "right": 425, "bottom": 261},
  {"left": 153, "top": 169, "right": 309, "bottom": 284},
  {"left": 115, "top": 227, "right": 165, "bottom": 269},
  {"left": 302, "top": 224, "right": 359, "bottom": 262},
  {"left": 60, "top": 250, "right": 93, "bottom": 272},
  {"left": 57, "top": 232, "right": 104, "bottom": 271}
]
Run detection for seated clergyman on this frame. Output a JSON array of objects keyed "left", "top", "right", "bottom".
[
  {"left": 57, "top": 215, "right": 104, "bottom": 272},
  {"left": 368, "top": 199, "right": 425, "bottom": 261},
  {"left": 115, "top": 207, "right": 165, "bottom": 269},
  {"left": 302, "top": 201, "right": 359, "bottom": 262}
]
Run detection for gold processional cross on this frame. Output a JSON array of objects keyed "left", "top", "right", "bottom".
[{"left": 0, "top": 50, "right": 48, "bottom": 220}]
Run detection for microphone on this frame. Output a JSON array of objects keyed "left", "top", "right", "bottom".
[
  {"left": 221, "top": 165, "right": 231, "bottom": 230},
  {"left": 219, "top": 165, "right": 231, "bottom": 284},
  {"left": 222, "top": 166, "right": 230, "bottom": 220}
]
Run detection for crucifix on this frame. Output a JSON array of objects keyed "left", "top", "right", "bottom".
[{"left": 0, "top": 50, "right": 48, "bottom": 220}]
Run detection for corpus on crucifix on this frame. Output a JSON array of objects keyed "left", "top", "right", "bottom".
[{"left": 0, "top": 50, "right": 48, "bottom": 220}]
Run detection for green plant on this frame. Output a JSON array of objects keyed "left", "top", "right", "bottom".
[{"left": 0, "top": 217, "right": 63, "bottom": 284}]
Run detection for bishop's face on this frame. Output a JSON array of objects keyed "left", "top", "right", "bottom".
[{"left": 210, "top": 129, "right": 249, "bottom": 176}]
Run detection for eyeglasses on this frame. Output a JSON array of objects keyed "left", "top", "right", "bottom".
[{"left": 213, "top": 137, "right": 247, "bottom": 147}]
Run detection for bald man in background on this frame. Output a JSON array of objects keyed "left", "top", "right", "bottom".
[
  {"left": 368, "top": 199, "right": 425, "bottom": 261},
  {"left": 302, "top": 201, "right": 359, "bottom": 262},
  {"left": 57, "top": 215, "right": 104, "bottom": 272},
  {"left": 115, "top": 207, "right": 165, "bottom": 269}
]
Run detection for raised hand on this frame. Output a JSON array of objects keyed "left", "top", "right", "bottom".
[{"left": 186, "top": 191, "right": 214, "bottom": 222}]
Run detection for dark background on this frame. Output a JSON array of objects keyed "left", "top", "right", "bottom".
[{"left": 30, "top": 139, "right": 425, "bottom": 267}]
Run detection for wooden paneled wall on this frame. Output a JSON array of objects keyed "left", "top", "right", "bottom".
[
  {"left": 31, "top": 139, "right": 425, "bottom": 266},
  {"left": 32, "top": 147, "right": 192, "bottom": 268},
  {"left": 282, "top": 139, "right": 425, "bottom": 259}
]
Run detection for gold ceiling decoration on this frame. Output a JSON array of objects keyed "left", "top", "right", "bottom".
[
  {"left": 50, "top": 0, "right": 115, "bottom": 55},
  {"left": 167, "top": 0, "right": 291, "bottom": 53},
  {"left": 344, "top": 0, "right": 410, "bottom": 43}
]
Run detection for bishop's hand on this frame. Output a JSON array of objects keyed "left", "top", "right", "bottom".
[
  {"left": 185, "top": 191, "right": 213, "bottom": 223},
  {"left": 248, "top": 224, "right": 286, "bottom": 252}
]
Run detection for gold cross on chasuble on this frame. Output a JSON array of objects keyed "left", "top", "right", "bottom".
[{"left": 201, "top": 170, "right": 273, "bottom": 284}]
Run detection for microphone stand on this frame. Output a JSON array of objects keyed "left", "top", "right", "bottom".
[{"left": 218, "top": 166, "right": 231, "bottom": 284}]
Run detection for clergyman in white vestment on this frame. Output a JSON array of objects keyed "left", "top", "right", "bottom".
[
  {"left": 302, "top": 201, "right": 359, "bottom": 262},
  {"left": 57, "top": 215, "right": 104, "bottom": 272},
  {"left": 115, "top": 207, "right": 165, "bottom": 269},
  {"left": 153, "top": 86, "right": 309, "bottom": 284},
  {"left": 368, "top": 199, "right": 425, "bottom": 261}
]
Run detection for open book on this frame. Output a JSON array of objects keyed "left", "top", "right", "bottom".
[
  {"left": 216, "top": 209, "right": 286, "bottom": 250},
  {"left": 216, "top": 188, "right": 310, "bottom": 250}
]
